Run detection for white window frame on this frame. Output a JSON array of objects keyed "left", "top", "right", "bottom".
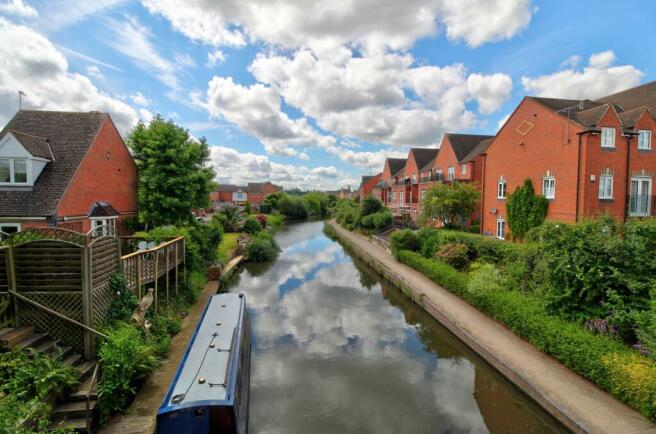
[
  {"left": 601, "top": 127, "right": 616, "bottom": 149},
  {"left": 497, "top": 178, "right": 507, "bottom": 199},
  {"left": 629, "top": 177, "right": 652, "bottom": 217},
  {"left": 598, "top": 174, "right": 613, "bottom": 199},
  {"left": 447, "top": 166, "right": 455, "bottom": 181},
  {"left": 542, "top": 176, "right": 556, "bottom": 199},
  {"left": 461, "top": 164, "right": 467, "bottom": 175},
  {"left": 392, "top": 191, "right": 397, "bottom": 204},
  {"left": 420, "top": 190, "right": 427, "bottom": 202},
  {"left": 0, "top": 158, "right": 29, "bottom": 185},
  {"left": 638, "top": 130, "right": 652, "bottom": 150},
  {"left": 399, "top": 191, "right": 405, "bottom": 205},
  {"left": 90, "top": 217, "right": 117, "bottom": 233},
  {"left": 436, "top": 169, "right": 443, "bottom": 180},
  {"left": 411, "top": 174, "right": 417, "bottom": 184},
  {"left": 496, "top": 217, "right": 506, "bottom": 240}
]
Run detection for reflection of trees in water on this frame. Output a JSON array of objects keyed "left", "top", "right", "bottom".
[
  {"left": 347, "top": 250, "right": 566, "bottom": 434},
  {"left": 349, "top": 254, "right": 380, "bottom": 290},
  {"left": 244, "top": 260, "right": 276, "bottom": 277}
]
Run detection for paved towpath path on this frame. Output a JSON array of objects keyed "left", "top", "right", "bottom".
[
  {"left": 99, "top": 279, "right": 220, "bottom": 434},
  {"left": 328, "top": 220, "right": 656, "bottom": 434}
]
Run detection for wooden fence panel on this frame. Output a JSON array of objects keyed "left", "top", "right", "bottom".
[{"left": 90, "top": 236, "right": 120, "bottom": 329}]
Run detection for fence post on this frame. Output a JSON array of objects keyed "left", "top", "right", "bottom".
[
  {"left": 6, "top": 246, "right": 18, "bottom": 327},
  {"left": 81, "top": 246, "right": 92, "bottom": 360},
  {"left": 175, "top": 242, "right": 179, "bottom": 295},
  {"left": 154, "top": 251, "right": 159, "bottom": 313},
  {"left": 183, "top": 238, "right": 187, "bottom": 284},
  {"left": 136, "top": 254, "right": 142, "bottom": 299},
  {"left": 165, "top": 245, "right": 170, "bottom": 305}
]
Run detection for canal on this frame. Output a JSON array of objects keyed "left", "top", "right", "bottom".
[{"left": 224, "top": 221, "right": 567, "bottom": 434}]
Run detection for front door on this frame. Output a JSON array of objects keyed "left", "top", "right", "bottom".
[{"left": 629, "top": 177, "right": 652, "bottom": 216}]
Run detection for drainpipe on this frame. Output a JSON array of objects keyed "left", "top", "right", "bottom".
[
  {"left": 480, "top": 155, "right": 486, "bottom": 234},
  {"left": 624, "top": 131, "right": 636, "bottom": 221}
]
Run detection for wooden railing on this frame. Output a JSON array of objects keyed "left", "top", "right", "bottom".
[{"left": 121, "top": 237, "right": 185, "bottom": 311}]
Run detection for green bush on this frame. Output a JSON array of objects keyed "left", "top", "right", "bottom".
[
  {"left": 106, "top": 274, "right": 138, "bottom": 324},
  {"left": 397, "top": 250, "right": 469, "bottom": 294},
  {"left": 435, "top": 243, "right": 470, "bottom": 269},
  {"left": 636, "top": 297, "right": 656, "bottom": 361},
  {"left": 506, "top": 179, "right": 549, "bottom": 240},
  {"left": 390, "top": 229, "right": 419, "bottom": 257},
  {"left": 528, "top": 216, "right": 653, "bottom": 320},
  {"left": 247, "top": 232, "right": 280, "bottom": 262},
  {"left": 0, "top": 348, "right": 78, "bottom": 401},
  {"left": 277, "top": 194, "right": 308, "bottom": 219},
  {"left": 98, "top": 324, "right": 158, "bottom": 419},
  {"left": 0, "top": 395, "right": 68, "bottom": 434},
  {"left": 243, "top": 217, "right": 263, "bottom": 234},
  {"left": 361, "top": 196, "right": 383, "bottom": 217},
  {"left": 467, "top": 262, "right": 508, "bottom": 293},
  {"left": 372, "top": 209, "right": 392, "bottom": 230},
  {"left": 266, "top": 213, "right": 283, "bottom": 232}
]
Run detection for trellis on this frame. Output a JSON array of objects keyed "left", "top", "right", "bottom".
[{"left": 0, "top": 228, "right": 186, "bottom": 358}]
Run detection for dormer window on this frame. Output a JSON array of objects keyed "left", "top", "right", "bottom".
[
  {"left": 0, "top": 158, "right": 28, "bottom": 185},
  {"left": 601, "top": 127, "right": 616, "bottom": 149}
]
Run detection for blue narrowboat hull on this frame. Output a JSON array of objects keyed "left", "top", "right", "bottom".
[{"left": 157, "top": 293, "right": 251, "bottom": 434}]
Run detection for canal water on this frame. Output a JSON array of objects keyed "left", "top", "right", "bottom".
[{"left": 224, "top": 221, "right": 567, "bottom": 434}]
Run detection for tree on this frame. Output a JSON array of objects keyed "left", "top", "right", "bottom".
[
  {"left": 421, "top": 182, "right": 480, "bottom": 228},
  {"left": 361, "top": 196, "right": 383, "bottom": 216},
  {"left": 128, "top": 115, "right": 215, "bottom": 227},
  {"left": 244, "top": 201, "right": 252, "bottom": 215},
  {"left": 506, "top": 179, "right": 549, "bottom": 240}
]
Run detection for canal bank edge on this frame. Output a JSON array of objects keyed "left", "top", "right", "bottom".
[{"left": 325, "top": 220, "right": 656, "bottom": 434}]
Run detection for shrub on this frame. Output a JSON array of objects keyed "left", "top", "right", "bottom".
[
  {"left": 243, "top": 217, "right": 263, "bottom": 235},
  {"left": 98, "top": 324, "right": 158, "bottom": 419},
  {"left": 467, "top": 262, "right": 507, "bottom": 293},
  {"left": 244, "top": 201, "right": 251, "bottom": 215},
  {"left": 0, "top": 348, "right": 78, "bottom": 400},
  {"left": 361, "top": 196, "right": 383, "bottom": 217},
  {"left": 506, "top": 179, "right": 549, "bottom": 240},
  {"left": 636, "top": 298, "right": 656, "bottom": 360},
  {"left": 212, "top": 213, "right": 228, "bottom": 232},
  {"left": 247, "top": 231, "right": 280, "bottom": 262},
  {"left": 255, "top": 214, "right": 267, "bottom": 228},
  {"left": 372, "top": 209, "right": 392, "bottom": 230},
  {"left": 390, "top": 229, "right": 419, "bottom": 257},
  {"left": 266, "top": 213, "right": 283, "bottom": 232},
  {"left": 435, "top": 243, "right": 470, "bottom": 269},
  {"left": 218, "top": 205, "right": 240, "bottom": 232},
  {"left": 277, "top": 194, "right": 308, "bottom": 219},
  {"left": 420, "top": 182, "right": 479, "bottom": 228},
  {"left": 397, "top": 250, "right": 469, "bottom": 295},
  {"left": 0, "top": 395, "right": 63, "bottom": 434},
  {"left": 106, "top": 273, "right": 137, "bottom": 324}
]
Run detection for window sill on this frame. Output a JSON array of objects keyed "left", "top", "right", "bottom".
[
  {"left": 600, "top": 146, "right": 616, "bottom": 152},
  {"left": 598, "top": 198, "right": 614, "bottom": 203},
  {"left": 637, "top": 148, "right": 652, "bottom": 153},
  {"left": 497, "top": 197, "right": 506, "bottom": 200}
]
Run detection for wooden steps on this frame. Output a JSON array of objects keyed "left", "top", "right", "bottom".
[{"left": 0, "top": 327, "right": 99, "bottom": 433}]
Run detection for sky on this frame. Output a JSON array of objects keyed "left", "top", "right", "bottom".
[{"left": 0, "top": 0, "right": 654, "bottom": 190}]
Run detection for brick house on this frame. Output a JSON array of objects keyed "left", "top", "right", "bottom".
[
  {"left": 381, "top": 157, "right": 406, "bottom": 212},
  {"left": 210, "top": 182, "right": 281, "bottom": 211},
  {"left": 417, "top": 134, "right": 492, "bottom": 226},
  {"left": 0, "top": 110, "right": 138, "bottom": 237},
  {"left": 358, "top": 173, "right": 382, "bottom": 203},
  {"left": 481, "top": 81, "right": 656, "bottom": 239},
  {"left": 246, "top": 182, "right": 282, "bottom": 210}
]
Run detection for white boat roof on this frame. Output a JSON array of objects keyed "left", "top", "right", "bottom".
[{"left": 167, "top": 293, "right": 244, "bottom": 405}]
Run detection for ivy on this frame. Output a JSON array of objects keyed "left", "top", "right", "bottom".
[{"left": 506, "top": 179, "right": 548, "bottom": 240}]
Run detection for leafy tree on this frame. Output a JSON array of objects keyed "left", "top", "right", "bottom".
[
  {"left": 506, "top": 179, "right": 549, "bottom": 240},
  {"left": 128, "top": 115, "right": 215, "bottom": 227},
  {"left": 361, "top": 196, "right": 383, "bottom": 216},
  {"left": 421, "top": 182, "right": 480, "bottom": 228},
  {"left": 218, "top": 205, "right": 239, "bottom": 232},
  {"left": 244, "top": 201, "right": 251, "bottom": 215}
]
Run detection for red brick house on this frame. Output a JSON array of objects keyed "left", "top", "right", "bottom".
[
  {"left": 381, "top": 157, "right": 406, "bottom": 211},
  {"left": 481, "top": 81, "right": 656, "bottom": 239},
  {"left": 210, "top": 181, "right": 281, "bottom": 211},
  {"left": 246, "top": 182, "right": 282, "bottom": 210},
  {"left": 358, "top": 173, "right": 382, "bottom": 203},
  {"left": 0, "top": 110, "right": 138, "bottom": 237}
]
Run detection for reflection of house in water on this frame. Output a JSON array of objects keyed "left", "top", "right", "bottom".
[{"left": 378, "top": 280, "right": 566, "bottom": 434}]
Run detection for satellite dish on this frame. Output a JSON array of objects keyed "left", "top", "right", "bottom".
[{"left": 138, "top": 241, "right": 148, "bottom": 251}]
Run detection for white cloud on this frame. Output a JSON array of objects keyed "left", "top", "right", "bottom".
[
  {"left": 249, "top": 49, "right": 510, "bottom": 147},
  {"left": 174, "top": 52, "right": 196, "bottom": 68},
  {"left": 142, "top": 0, "right": 535, "bottom": 52},
  {"left": 209, "top": 145, "right": 350, "bottom": 190},
  {"left": 130, "top": 91, "right": 149, "bottom": 106},
  {"left": 521, "top": 51, "right": 644, "bottom": 99},
  {"left": 86, "top": 65, "right": 104, "bottom": 80},
  {"left": 57, "top": 45, "right": 123, "bottom": 72},
  {"left": 440, "top": 0, "right": 534, "bottom": 47},
  {"left": 37, "top": 0, "right": 127, "bottom": 31},
  {"left": 206, "top": 76, "right": 335, "bottom": 152},
  {"left": 0, "top": 17, "right": 137, "bottom": 133},
  {"left": 0, "top": 0, "right": 37, "bottom": 17},
  {"left": 327, "top": 146, "right": 406, "bottom": 170},
  {"left": 104, "top": 16, "right": 181, "bottom": 91},
  {"left": 467, "top": 73, "right": 513, "bottom": 114},
  {"left": 138, "top": 108, "right": 153, "bottom": 123},
  {"left": 497, "top": 114, "right": 510, "bottom": 131},
  {"left": 206, "top": 49, "right": 226, "bottom": 67}
]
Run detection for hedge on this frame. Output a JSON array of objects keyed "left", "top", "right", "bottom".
[{"left": 397, "top": 249, "right": 656, "bottom": 421}]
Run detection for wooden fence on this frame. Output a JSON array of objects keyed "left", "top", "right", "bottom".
[{"left": 0, "top": 228, "right": 186, "bottom": 358}]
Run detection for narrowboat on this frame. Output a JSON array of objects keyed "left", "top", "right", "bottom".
[{"left": 157, "top": 293, "right": 251, "bottom": 434}]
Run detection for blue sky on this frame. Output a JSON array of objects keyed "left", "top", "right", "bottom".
[{"left": 0, "top": 0, "right": 654, "bottom": 190}]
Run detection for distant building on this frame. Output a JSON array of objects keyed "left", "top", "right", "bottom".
[
  {"left": 210, "top": 181, "right": 282, "bottom": 210},
  {"left": 0, "top": 110, "right": 138, "bottom": 236},
  {"left": 358, "top": 173, "right": 382, "bottom": 202}
]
